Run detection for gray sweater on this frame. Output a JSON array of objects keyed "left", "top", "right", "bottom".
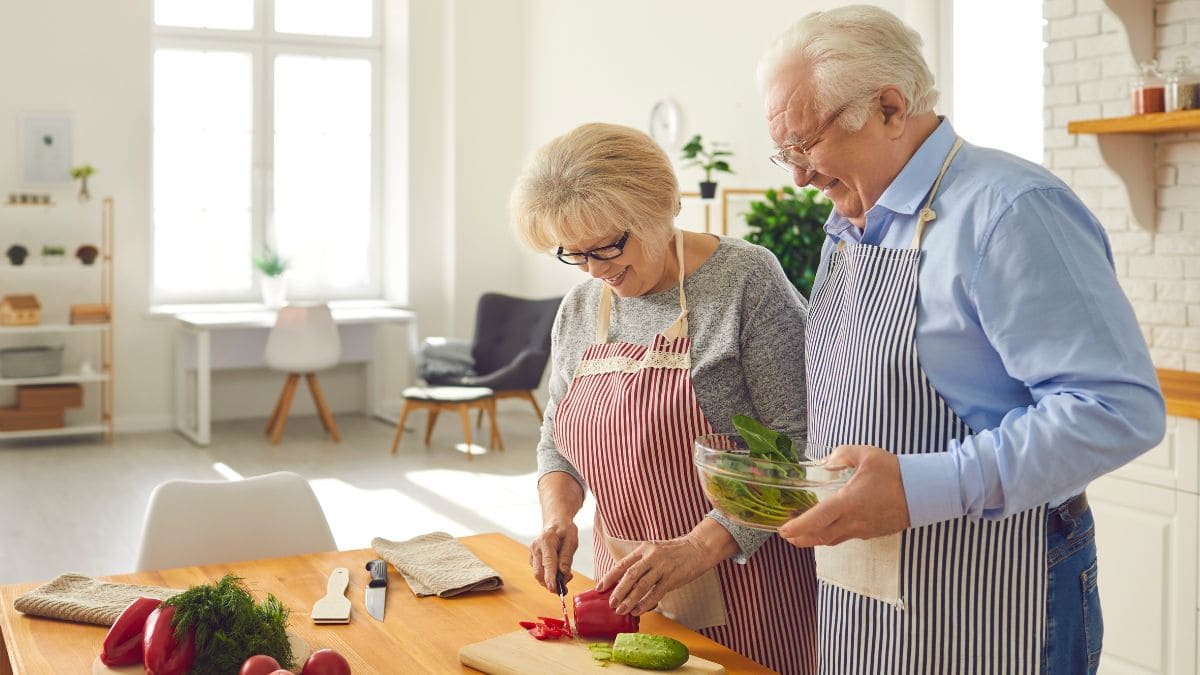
[{"left": 536, "top": 236, "right": 808, "bottom": 559}]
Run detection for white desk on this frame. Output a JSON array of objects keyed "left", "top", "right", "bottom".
[{"left": 171, "top": 305, "right": 417, "bottom": 446}]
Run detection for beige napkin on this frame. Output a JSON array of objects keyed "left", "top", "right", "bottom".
[
  {"left": 13, "top": 573, "right": 182, "bottom": 626},
  {"left": 372, "top": 532, "right": 503, "bottom": 598}
]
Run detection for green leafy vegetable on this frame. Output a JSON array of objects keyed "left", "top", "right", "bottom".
[
  {"left": 732, "top": 414, "right": 798, "bottom": 463},
  {"left": 703, "top": 416, "right": 819, "bottom": 528},
  {"left": 163, "top": 574, "right": 294, "bottom": 675}
]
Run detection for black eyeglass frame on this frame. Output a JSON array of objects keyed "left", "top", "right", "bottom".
[{"left": 555, "top": 231, "right": 631, "bottom": 265}]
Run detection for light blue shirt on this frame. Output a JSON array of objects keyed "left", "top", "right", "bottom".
[{"left": 812, "top": 119, "right": 1166, "bottom": 527}]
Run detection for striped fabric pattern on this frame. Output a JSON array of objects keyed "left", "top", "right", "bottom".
[
  {"left": 555, "top": 332, "right": 818, "bottom": 674},
  {"left": 806, "top": 243, "right": 1047, "bottom": 675}
]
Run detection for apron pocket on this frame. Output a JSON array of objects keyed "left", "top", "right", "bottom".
[{"left": 814, "top": 532, "right": 904, "bottom": 609}]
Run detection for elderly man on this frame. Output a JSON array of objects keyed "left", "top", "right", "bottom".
[{"left": 758, "top": 6, "right": 1165, "bottom": 675}]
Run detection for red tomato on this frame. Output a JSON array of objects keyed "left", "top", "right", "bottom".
[
  {"left": 240, "top": 654, "right": 283, "bottom": 675},
  {"left": 301, "top": 649, "right": 351, "bottom": 675}
]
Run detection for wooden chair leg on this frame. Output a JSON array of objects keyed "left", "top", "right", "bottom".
[
  {"left": 457, "top": 403, "right": 473, "bottom": 460},
  {"left": 391, "top": 400, "right": 413, "bottom": 454},
  {"left": 269, "top": 374, "right": 301, "bottom": 445},
  {"left": 485, "top": 398, "right": 504, "bottom": 452},
  {"left": 264, "top": 381, "right": 288, "bottom": 435},
  {"left": 524, "top": 390, "right": 543, "bottom": 421},
  {"left": 305, "top": 373, "right": 341, "bottom": 442},
  {"left": 423, "top": 407, "right": 441, "bottom": 446},
  {"left": 476, "top": 408, "right": 484, "bottom": 429}
]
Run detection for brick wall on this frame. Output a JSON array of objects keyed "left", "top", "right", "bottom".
[{"left": 1044, "top": 0, "right": 1200, "bottom": 370}]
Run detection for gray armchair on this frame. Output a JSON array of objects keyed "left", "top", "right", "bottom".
[{"left": 423, "top": 293, "right": 561, "bottom": 420}]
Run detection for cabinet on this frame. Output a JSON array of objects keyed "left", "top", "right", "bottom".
[{"left": 0, "top": 197, "right": 113, "bottom": 441}]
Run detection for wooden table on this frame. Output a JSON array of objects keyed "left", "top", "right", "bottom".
[{"left": 0, "top": 533, "right": 770, "bottom": 674}]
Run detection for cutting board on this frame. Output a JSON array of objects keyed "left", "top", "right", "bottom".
[{"left": 459, "top": 630, "right": 727, "bottom": 674}]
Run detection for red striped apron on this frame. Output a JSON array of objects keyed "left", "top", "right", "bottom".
[{"left": 553, "top": 232, "right": 817, "bottom": 674}]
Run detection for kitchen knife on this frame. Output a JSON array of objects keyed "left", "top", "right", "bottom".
[
  {"left": 556, "top": 570, "right": 572, "bottom": 636},
  {"left": 365, "top": 559, "right": 388, "bottom": 621}
]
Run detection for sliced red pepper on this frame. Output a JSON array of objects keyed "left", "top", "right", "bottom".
[
  {"left": 518, "top": 620, "right": 538, "bottom": 630},
  {"left": 573, "top": 588, "right": 640, "bottom": 640},
  {"left": 528, "top": 625, "right": 551, "bottom": 640},
  {"left": 100, "top": 596, "right": 161, "bottom": 666},
  {"left": 143, "top": 605, "right": 196, "bottom": 675},
  {"left": 537, "top": 616, "right": 566, "bottom": 628}
]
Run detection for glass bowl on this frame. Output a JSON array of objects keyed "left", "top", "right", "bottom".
[{"left": 693, "top": 433, "right": 851, "bottom": 531}]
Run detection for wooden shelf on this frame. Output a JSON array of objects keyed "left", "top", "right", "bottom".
[
  {"left": 1157, "top": 368, "right": 1200, "bottom": 420},
  {"left": 0, "top": 424, "right": 106, "bottom": 440},
  {"left": 0, "top": 323, "right": 109, "bottom": 334},
  {"left": 1067, "top": 110, "right": 1200, "bottom": 135},
  {"left": 0, "top": 372, "right": 109, "bottom": 386}
]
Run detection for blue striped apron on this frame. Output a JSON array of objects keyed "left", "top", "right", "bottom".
[{"left": 806, "top": 137, "right": 1047, "bottom": 674}]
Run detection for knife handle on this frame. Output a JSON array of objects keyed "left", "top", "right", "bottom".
[
  {"left": 555, "top": 570, "right": 567, "bottom": 596},
  {"left": 366, "top": 559, "right": 388, "bottom": 588}
]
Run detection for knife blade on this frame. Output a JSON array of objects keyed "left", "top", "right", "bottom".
[
  {"left": 556, "top": 570, "right": 572, "bottom": 637},
  {"left": 365, "top": 559, "right": 388, "bottom": 621}
]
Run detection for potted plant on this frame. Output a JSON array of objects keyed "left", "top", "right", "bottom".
[
  {"left": 680, "top": 134, "right": 734, "bottom": 199},
  {"left": 71, "top": 165, "right": 96, "bottom": 203},
  {"left": 6, "top": 245, "right": 28, "bottom": 266},
  {"left": 741, "top": 186, "right": 832, "bottom": 297},
  {"left": 76, "top": 244, "right": 100, "bottom": 265},
  {"left": 41, "top": 245, "right": 66, "bottom": 265},
  {"left": 253, "top": 245, "right": 290, "bottom": 308}
]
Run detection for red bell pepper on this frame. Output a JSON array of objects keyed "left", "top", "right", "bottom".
[
  {"left": 99, "top": 596, "right": 161, "bottom": 666},
  {"left": 573, "top": 588, "right": 640, "bottom": 640},
  {"left": 143, "top": 605, "right": 196, "bottom": 675}
]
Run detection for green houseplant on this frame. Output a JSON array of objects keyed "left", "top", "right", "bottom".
[
  {"left": 253, "top": 245, "right": 290, "bottom": 307},
  {"left": 71, "top": 165, "right": 96, "bottom": 203},
  {"left": 679, "top": 134, "right": 733, "bottom": 199},
  {"left": 742, "top": 186, "right": 832, "bottom": 297}
]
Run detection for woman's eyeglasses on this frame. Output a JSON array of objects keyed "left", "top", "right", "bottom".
[{"left": 556, "top": 231, "right": 630, "bottom": 265}]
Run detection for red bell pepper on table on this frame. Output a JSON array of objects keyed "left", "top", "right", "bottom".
[
  {"left": 573, "top": 588, "right": 639, "bottom": 640},
  {"left": 143, "top": 604, "right": 197, "bottom": 675},
  {"left": 99, "top": 596, "right": 162, "bottom": 666}
]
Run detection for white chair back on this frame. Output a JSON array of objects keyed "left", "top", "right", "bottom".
[
  {"left": 264, "top": 304, "right": 341, "bottom": 373},
  {"left": 134, "top": 471, "right": 336, "bottom": 571}
]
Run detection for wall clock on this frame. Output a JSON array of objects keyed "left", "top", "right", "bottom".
[{"left": 649, "top": 99, "right": 681, "bottom": 148}]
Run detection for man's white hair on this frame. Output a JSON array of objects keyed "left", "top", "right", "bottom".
[{"left": 756, "top": 5, "right": 939, "bottom": 131}]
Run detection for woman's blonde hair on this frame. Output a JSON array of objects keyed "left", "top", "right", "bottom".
[{"left": 510, "top": 122, "right": 680, "bottom": 261}]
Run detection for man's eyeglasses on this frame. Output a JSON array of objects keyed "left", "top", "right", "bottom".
[
  {"left": 769, "top": 98, "right": 856, "bottom": 173},
  {"left": 556, "top": 231, "right": 630, "bottom": 265}
]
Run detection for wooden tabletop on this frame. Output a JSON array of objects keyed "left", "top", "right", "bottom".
[{"left": 0, "top": 533, "right": 770, "bottom": 674}]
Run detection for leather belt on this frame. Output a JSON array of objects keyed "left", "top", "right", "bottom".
[{"left": 1047, "top": 492, "right": 1089, "bottom": 536}]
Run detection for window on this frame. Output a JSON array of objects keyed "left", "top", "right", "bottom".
[
  {"left": 152, "top": 0, "right": 381, "bottom": 304},
  {"left": 951, "top": 0, "right": 1044, "bottom": 164}
]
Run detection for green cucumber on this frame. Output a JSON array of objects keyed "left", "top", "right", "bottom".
[{"left": 609, "top": 633, "right": 689, "bottom": 670}]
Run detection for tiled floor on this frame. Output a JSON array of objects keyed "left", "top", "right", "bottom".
[{"left": 0, "top": 406, "right": 596, "bottom": 586}]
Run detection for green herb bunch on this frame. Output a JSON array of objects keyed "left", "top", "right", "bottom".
[
  {"left": 742, "top": 186, "right": 831, "bottom": 297},
  {"left": 164, "top": 574, "right": 294, "bottom": 674},
  {"left": 252, "top": 245, "right": 289, "bottom": 277},
  {"left": 702, "top": 416, "right": 818, "bottom": 528},
  {"left": 41, "top": 245, "right": 65, "bottom": 256}
]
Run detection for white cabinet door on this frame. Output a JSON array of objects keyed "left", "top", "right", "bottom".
[{"left": 1091, "top": 475, "right": 1198, "bottom": 675}]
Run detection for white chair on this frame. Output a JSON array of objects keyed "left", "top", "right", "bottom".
[
  {"left": 134, "top": 471, "right": 336, "bottom": 571},
  {"left": 264, "top": 304, "right": 342, "bottom": 445}
]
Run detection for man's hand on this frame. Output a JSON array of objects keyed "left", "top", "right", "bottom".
[
  {"left": 778, "top": 444, "right": 911, "bottom": 547},
  {"left": 595, "top": 537, "right": 712, "bottom": 616},
  {"left": 530, "top": 520, "right": 579, "bottom": 593}
]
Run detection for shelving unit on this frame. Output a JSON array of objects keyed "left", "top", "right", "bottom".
[{"left": 0, "top": 197, "right": 114, "bottom": 442}]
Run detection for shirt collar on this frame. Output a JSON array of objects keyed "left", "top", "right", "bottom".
[{"left": 822, "top": 117, "right": 958, "bottom": 242}]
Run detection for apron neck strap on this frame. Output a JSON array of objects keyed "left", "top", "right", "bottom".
[
  {"left": 910, "top": 136, "right": 964, "bottom": 250},
  {"left": 595, "top": 230, "right": 688, "bottom": 343}
]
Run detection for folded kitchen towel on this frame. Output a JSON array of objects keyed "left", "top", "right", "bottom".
[
  {"left": 372, "top": 532, "right": 503, "bottom": 598},
  {"left": 13, "top": 573, "right": 182, "bottom": 626}
]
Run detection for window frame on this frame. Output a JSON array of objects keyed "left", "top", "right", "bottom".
[{"left": 151, "top": 0, "right": 383, "bottom": 306}]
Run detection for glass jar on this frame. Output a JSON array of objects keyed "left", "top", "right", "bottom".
[
  {"left": 1166, "top": 56, "right": 1200, "bottom": 112},
  {"left": 1131, "top": 60, "right": 1165, "bottom": 114}
]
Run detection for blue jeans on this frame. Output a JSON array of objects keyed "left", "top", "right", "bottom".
[{"left": 1042, "top": 504, "right": 1102, "bottom": 675}]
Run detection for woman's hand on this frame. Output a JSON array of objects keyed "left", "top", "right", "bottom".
[
  {"left": 530, "top": 520, "right": 579, "bottom": 592},
  {"left": 596, "top": 519, "right": 737, "bottom": 616}
]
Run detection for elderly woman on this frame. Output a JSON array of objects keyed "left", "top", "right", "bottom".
[
  {"left": 758, "top": 6, "right": 1164, "bottom": 675},
  {"left": 511, "top": 122, "right": 816, "bottom": 674}
]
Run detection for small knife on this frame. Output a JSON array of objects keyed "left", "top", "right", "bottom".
[
  {"left": 556, "top": 570, "right": 572, "bottom": 637},
  {"left": 365, "top": 559, "right": 388, "bottom": 621}
]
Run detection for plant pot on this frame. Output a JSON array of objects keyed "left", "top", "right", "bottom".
[
  {"left": 260, "top": 275, "right": 287, "bottom": 308},
  {"left": 699, "top": 181, "right": 718, "bottom": 199},
  {"left": 6, "top": 247, "right": 27, "bottom": 266},
  {"left": 76, "top": 245, "right": 99, "bottom": 265}
]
